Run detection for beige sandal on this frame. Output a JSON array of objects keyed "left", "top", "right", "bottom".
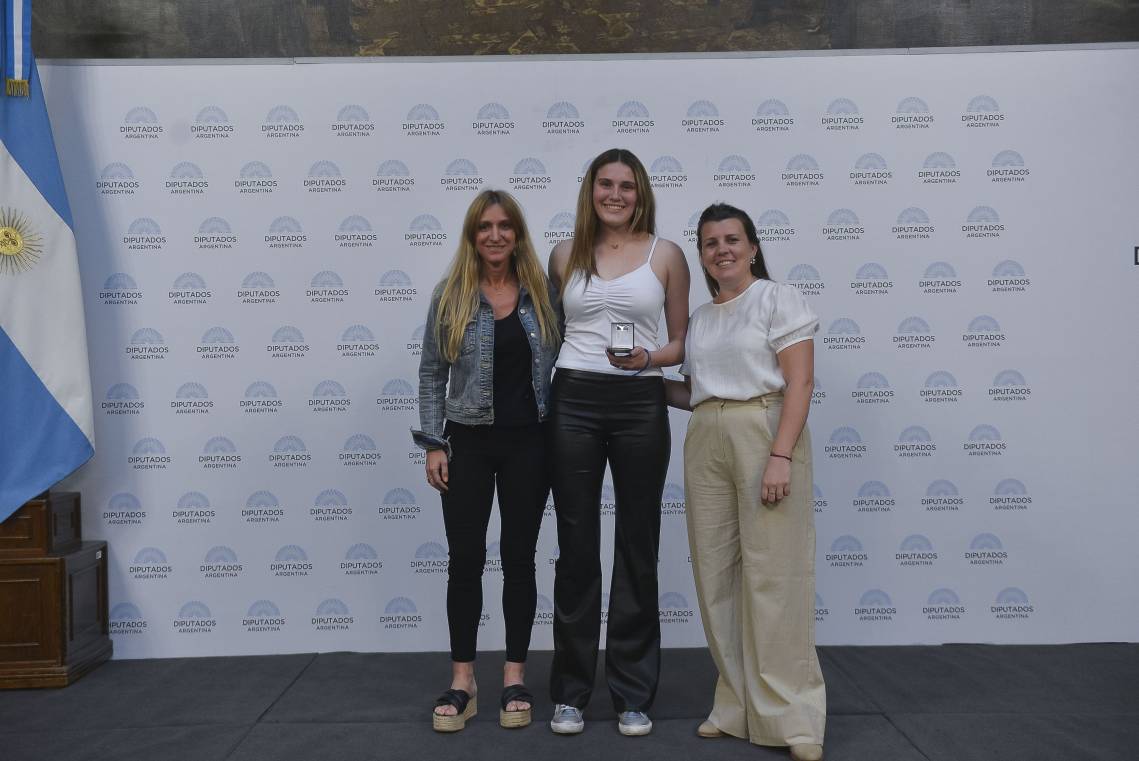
[
  {"left": 499, "top": 684, "right": 533, "bottom": 728},
  {"left": 433, "top": 689, "right": 477, "bottom": 732}
]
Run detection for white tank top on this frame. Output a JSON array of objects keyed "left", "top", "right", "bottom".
[{"left": 556, "top": 237, "right": 665, "bottom": 376}]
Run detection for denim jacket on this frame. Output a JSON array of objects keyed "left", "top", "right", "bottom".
[{"left": 413, "top": 281, "right": 560, "bottom": 453}]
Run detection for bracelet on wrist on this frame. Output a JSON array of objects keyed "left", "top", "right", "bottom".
[
  {"left": 769, "top": 452, "right": 792, "bottom": 462},
  {"left": 633, "top": 349, "right": 653, "bottom": 375}
]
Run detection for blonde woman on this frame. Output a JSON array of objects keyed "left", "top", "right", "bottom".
[
  {"left": 413, "top": 189, "right": 561, "bottom": 732},
  {"left": 547, "top": 149, "right": 690, "bottom": 736}
]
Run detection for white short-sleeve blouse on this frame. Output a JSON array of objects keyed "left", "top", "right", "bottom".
[{"left": 681, "top": 279, "right": 818, "bottom": 407}]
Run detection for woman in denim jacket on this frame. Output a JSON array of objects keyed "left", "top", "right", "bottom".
[{"left": 413, "top": 189, "right": 560, "bottom": 732}]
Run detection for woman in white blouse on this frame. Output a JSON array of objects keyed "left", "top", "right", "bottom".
[{"left": 665, "top": 203, "right": 826, "bottom": 761}]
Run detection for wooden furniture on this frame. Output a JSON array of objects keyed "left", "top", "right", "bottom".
[{"left": 0, "top": 493, "right": 112, "bottom": 688}]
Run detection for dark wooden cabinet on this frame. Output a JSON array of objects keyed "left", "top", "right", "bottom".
[{"left": 0, "top": 493, "right": 112, "bottom": 688}]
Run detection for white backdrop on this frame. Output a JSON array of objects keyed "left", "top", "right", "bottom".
[{"left": 44, "top": 47, "right": 1139, "bottom": 658}]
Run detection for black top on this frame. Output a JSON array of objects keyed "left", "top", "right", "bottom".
[{"left": 493, "top": 307, "right": 538, "bottom": 427}]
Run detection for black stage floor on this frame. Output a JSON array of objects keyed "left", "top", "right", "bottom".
[{"left": 1, "top": 645, "right": 1137, "bottom": 760}]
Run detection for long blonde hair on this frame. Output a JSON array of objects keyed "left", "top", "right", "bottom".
[
  {"left": 565, "top": 148, "right": 656, "bottom": 284},
  {"left": 434, "top": 190, "right": 560, "bottom": 363}
]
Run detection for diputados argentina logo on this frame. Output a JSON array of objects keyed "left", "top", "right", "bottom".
[
  {"left": 244, "top": 600, "right": 286, "bottom": 633},
  {"left": 312, "top": 488, "right": 352, "bottom": 521},
  {"left": 851, "top": 262, "right": 890, "bottom": 295},
  {"left": 172, "top": 381, "right": 212, "bottom": 416},
  {"left": 121, "top": 106, "right": 163, "bottom": 140},
  {"left": 962, "top": 205, "right": 1003, "bottom": 239},
  {"left": 264, "top": 216, "right": 305, "bottom": 249},
  {"left": 855, "top": 590, "right": 895, "bottom": 622},
  {"left": 376, "top": 269, "right": 416, "bottom": 302},
  {"left": 199, "top": 435, "right": 240, "bottom": 470},
  {"left": 962, "top": 95, "right": 1005, "bottom": 128},
  {"left": 536, "top": 594, "right": 555, "bottom": 626},
  {"left": 174, "top": 490, "right": 214, "bottom": 525},
  {"left": 268, "top": 435, "right": 308, "bottom": 469},
  {"left": 784, "top": 154, "right": 823, "bottom": 187},
  {"left": 850, "top": 153, "right": 892, "bottom": 186},
  {"left": 827, "top": 535, "right": 867, "bottom": 567},
  {"left": 989, "top": 150, "right": 1029, "bottom": 183},
  {"left": 305, "top": 160, "right": 347, "bottom": 193},
  {"left": 271, "top": 545, "right": 313, "bottom": 577},
  {"left": 169, "top": 271, "right": 211, "bottom": 305},
  {"left": 811, "top": 376, "right": 825, "bottom": 407},
  {"left": 311, "top": 380, "right": 350, "bottom": 414},
  {"left": 925, "top": 588, "right": 965, "bottom": 621},
  {"left": 649, "top": 155, "right": 687, "bottom": 189},
  {"left": 923, "top": 479, "right": 964, "bottom": 512},
  {"left": 852, "top": 481, "right": 895, "bottom": 513},
  {"left": 918, "top": 152, "right": 959, "bottom": 185},
  {"left": 103, "top": 382, "right": 144, "bottom": 416},
  {"left": 125, "top": 328, "right": 167, "bottom": 361},
  {"left": 173, "top": 602, "right": 215, "bottom": 635},
  {"left": 332, "top": 104, "right": 375, "bottom": 137},
  {"left": 97, "top": 162, "right": 139, "bottom": 196},
  {"left": 813, "top": 484, "right": 827, "bottom": 513},
  {"left": 340, "top": 435, "right": 381, "bottom": 468},
  {"left": 382, "top": 597, "right": 422, "bottom": 629},
  {"left": 241, "top": 382, "right": 281, "bottom": 419},
  {"left": 658, "top": 593, "right": 695, "bottom": 625},
  {"left": 894, "top": 97, "right": 934, "bottom": 129},
  {"left": 336, "top": 215, "right": 377, "bottom": 249},
  {"left": 825, "top": 426, "right": 866, "bottom": 459},
  {"left": 309, "top": 270, "right": 348, "bottom": 303},
  {"left": 922, "top": 371, "right": 962, "bottom": 404},
  {"left": 511, "top": 158, "right": 551, "bottom": 192},
  {"left": 920, "top": 261, "right": 960, "bottom": 295},
  {"left": 129, "top": 437, "right": 170, "bottom": 471},
  {"left": 894, "top": 207, "right": 934, "bottom": 240},
  {"left": 244, "top": 490, "right": 284, "bottom": 524},
  {"left": 262, "top": 105, "right": 303, "bottom": 138},
  {"left": 379, "top": 488, "right": 420, "bottom": 521},
  {"left": 473, "top": 102, "right": 514, "bottom": 135},
  {"left": 166, "top": 161, "right": 208, "bottom": 195},
  {"left": 195, "top": 217, "right": 237, "bottom": 250},
  {"left": 544, "top": 101, "right": 585, "bottom": 135},
  {"left": 104, "top": 492, "right": 146, "bottom": 526},
  {"left": 661, "top": 482, "right": 685, "bottom": 517},
  {"left": 198, "top": 326, "right": 239, "bottom": 359},
  {"left": 757, "top": 209, "right": 797, "bottom": 244},
  {"left": 546, "top": 211, "right": 575, "bottom": 244},
  {"left": 407, "top": 323, "right": 426, "bottom": 357},
  {"left": 110, "top": 603, "right": 147, "bottom": 636},
  {"left": 822, "top": 98, "right": 862, "bottom": 131},
  {"left": 101, "top": 272, "right": 141, "bottom": 306},
  {"left": 965, "top": 533, "right": 1008, "bottom": 566},
  {"left": 612, "top": 100, "right": 654, "bottom": 134},
  {"left": 753, "top": 99, "right": 794, "bottom": 133},
  {"left": 404, "top": 103, "right": 445, "bottom": 136},
  {"left": 682, "top": 100, "right": 724, "bottom": 133},
  {"left": 962, "top": 315, "right": 1005, "bottom": 348},
  {"left": 267, "top": 325, "right": 308, "bottom": 358},
  {"left": 991, "top": 478, "right": 1031, "bottom": 511},
  {"left": 441, "top": 158, "right": 484, "bottom": 192},
  {"left": 343, "top": 543, "right": 382, "bottom": 576},
  {"left": 374, "top": 160, "right": 414, "bottom": 194},
  {"left": 897, "top": 535, "right": 938, "bottom": 567},
  {"left": 713, "top": 155, "right": 755, "bottom": 189},
  {"left": 411, "top": 541, "right": 449, "bottom": 574},
  {"left": 787, "top": 264, "right": 823, "bottom": 297},
  {"left": 992, "top": 588, "right": 1034, "bottom": 620},
  {"left": 130, "top": 547, "right": 172, "bottom": 580},
  {"left": 339, "top": 324, "right": 379, "bottom": 358},
  {"left": 894, "top": 316, "right": 935, "bottom": 350},
  {"left": 123, "top": 217, "right": 165, "bottom": 252},
  {"left": 377, "top": 378, "right": 416, "bottom": 412},
  {"left": 852, "top": 371, "right": 893, "bottom": 405},
  {"left": 896, "top": 425, "right": 936, "bottom": 458},
  {"left": 990, "top": 369, "right": 1031, "bottom": 403},
  {"left": 964, "top": 424, "right": 1007, "bottom": 457},
  {"left": 313, "top": 599, "right": 354, "bottom": 632},
  {"left": 192, "top": 106, "right": 233, "bottom": 140},
  {"left": 824, "top": 318, "right": 863, "bottom": 351},
  {"left": 822, "top": 209, "right": 861, "bottom": 241},
  {"left": 239, "top": 271, "right": 279, "bottom": 305},
  {"left": 815, "top": 593, "right": 829, "bottom": 623},
  {"left": 200, "top": 545, "right": 242, "bottom": 580},
  {"left": 235, "top": 161, "right": 276, "bottom": 195},
  {"left": 990, "top": 259, "right": 1030, "bottom": 293},
  {"left": 407, "top": 214, "right": 446, "bottom": 247}
]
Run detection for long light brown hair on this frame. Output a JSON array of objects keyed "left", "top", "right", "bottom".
[
  {"left": 434, "top": 189, "right": 559, "bottom": 362},
  {"left": 564, "top": 148, "right": 656, "bottom": 284}
]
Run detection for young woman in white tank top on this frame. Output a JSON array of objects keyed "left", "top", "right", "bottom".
[{"left": 546, "top": 149, "right": 690, "bottom": 737}]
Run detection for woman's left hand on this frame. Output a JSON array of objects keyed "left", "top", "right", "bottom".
[
  {"left": 760, "top": 456, "right": 792, "bottom": 506},
  {"left": 606, "top": 345, "right": 651, "bottom": 373}
]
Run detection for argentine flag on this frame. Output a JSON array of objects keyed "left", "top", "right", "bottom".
[{"left": 1, "top": 0, "right": 94, "bottom": 522}]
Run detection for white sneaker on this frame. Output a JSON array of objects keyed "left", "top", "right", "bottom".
[
  {"left": 550, "top": 704, "right": 585, "bottom": 734},
  {"left": 618, "top": 710, "right": 653, "bottom": 736}
]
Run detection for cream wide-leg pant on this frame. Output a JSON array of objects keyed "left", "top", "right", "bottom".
[{"left": 683, "top": 395, "right": 826, "bottom": 746}]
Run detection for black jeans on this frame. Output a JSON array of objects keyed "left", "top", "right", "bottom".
[
  {"left": 548, "top": 369, "right": 670, "bottom": 711},
  {"left": 441, "top": 421, "right": 548, "bottom": 663}
]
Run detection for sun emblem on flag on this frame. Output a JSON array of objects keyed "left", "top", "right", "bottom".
[{"left": 0, "top": 208, "right": 43, "bottom": 275}]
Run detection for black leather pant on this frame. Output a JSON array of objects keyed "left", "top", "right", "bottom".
[{"left": 548, "top": 369, "right": 670, "bottom": 711}]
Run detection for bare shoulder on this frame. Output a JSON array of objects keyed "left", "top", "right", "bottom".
[{"left": 654, "top": 238, "right": 689, "bottom": 270}]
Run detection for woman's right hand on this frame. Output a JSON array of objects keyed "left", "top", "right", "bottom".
[{"left": 426, "top": 449, "right": 449, "bottom": 493}]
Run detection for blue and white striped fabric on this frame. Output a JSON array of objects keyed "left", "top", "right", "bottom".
[
  {"left": 3, "top": 0, "right": 31, "bottom": 96},
  {"left": 0, "top": 4, "right": 94, "bottom": 523}
]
